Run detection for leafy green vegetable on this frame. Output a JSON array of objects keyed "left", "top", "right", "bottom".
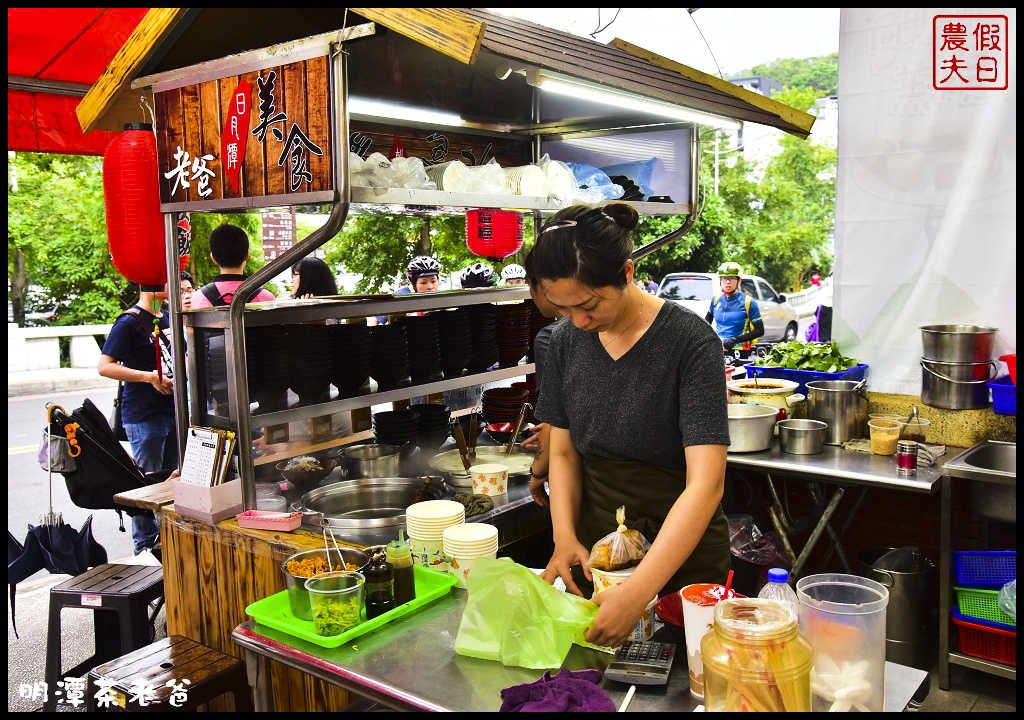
[
  {"left": 312, "top": 596, "right": 362, "bottom": 636},
  {"left": 756, "top": 341, "right": 858, "bottom": 372}
]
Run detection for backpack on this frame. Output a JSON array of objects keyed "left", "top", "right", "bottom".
[{"left": 200, "top": 282, "right": 232, "bottom": 307}]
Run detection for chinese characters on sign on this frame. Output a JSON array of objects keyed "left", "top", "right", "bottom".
[
  {"left": 252, "top": 70, "right": 324, "bottom": 192},
  {"left": 934, "top": 15, "right": 1008, "bottom": 90},
  {"left": 164, "top": 146, "right": 216, "bottom": 198},
  {"left": 18, "top": 679, "right": 191, "bottom": 708},
  {"left": 222, "top": 79, "right": 253, "bottom": 192}
]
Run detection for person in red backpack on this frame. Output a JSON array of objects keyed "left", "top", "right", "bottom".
[{"left": 191, "top": 224, "right": 276, "bottom": 309}]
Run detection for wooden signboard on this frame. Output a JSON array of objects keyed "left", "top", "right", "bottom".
[{"left": 154, "top": 55, "right": 334, "bottom": 211}]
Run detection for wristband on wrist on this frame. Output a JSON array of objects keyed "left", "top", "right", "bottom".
[{"left": 530, "top": 466, "right": 548, "bottom": 480}]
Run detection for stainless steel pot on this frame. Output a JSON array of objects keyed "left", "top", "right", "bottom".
[
  {"left": 428, "top": 448, "right": 535, "bottom": 488},
  {"left": 336, "top": 442, "right": 414, "bottom": 479},
  {"left": 777, "top": 419, "right": 827, "bottom": 455},
  {"left": 920, "top": 359, "right": 998, "bottom": 409},
  {"left": 920, "top": 324, "right": 997, "bottom": 363},
  {"left": 726, "top": 404, "right": 778, "bottom": 452},
  {"left": 280, "top": 547, "right": 369, "bottom": 621},
  {"left": 294, "top": 477, "right": 447, "bottom": 533},
  {"left": 806, "top": 380, "right": 869, "bottom": 445}
]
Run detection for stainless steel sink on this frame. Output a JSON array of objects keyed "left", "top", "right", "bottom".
[{"left": 943, "top": 441, "right": 1016, "bottom": 523}]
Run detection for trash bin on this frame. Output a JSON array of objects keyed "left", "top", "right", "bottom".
[{"left": 859, "top": 547, "right": 936, "bottom": 704}]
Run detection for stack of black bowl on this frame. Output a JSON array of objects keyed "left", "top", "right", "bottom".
[
  {"left": 289, "top": 324, "right": 335, "bottom": 405},
  {"left": 372, "top": 409, "right": 420, "bottom": 446},
  {"left": 402, "top": 315, "right": 442, "bottom": 383},
  {"left": 245, "top": 326, "right": 290, "bottom": 413},
  {"left": 481, "top": 387, "right": 530, "bottom": 425},
  {"left": 608, "top": 175, "right": 645, "bottom": 201},
  {"left": 437, "top": 308, "right": 472, "bottom": 379},
  {"left": 332, "top": 323, "right": 372, "bottom": 398},
  {"left": 496, "top": 302, "right": 533, "bottom": 368},
  {"left": 467, "top": 304, "right": 499, "bottom": 373},
  {"left": 526, "top": 299, "right": 556, "bottom": 362},
  {"left": 408, "top": 403, "right": 451, "bottom": 450},
  {"left": 370, "top": 324, "right": 410, "bottom": 391},
  {"left": 205, "top": 332, "right": 229, "bottom": 410}
]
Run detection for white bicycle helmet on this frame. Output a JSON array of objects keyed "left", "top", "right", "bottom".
[
  {"left": 500, "top": 264, "right": 527, "bottom": 282},
  {"left": 407, "top": 255, "right": 442, "bottom": 283},
  {"left": 461, "top": 262, "right": 496, "bottom": 289}
]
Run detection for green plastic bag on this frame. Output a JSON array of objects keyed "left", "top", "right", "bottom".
[{"left": 454, "top": 558, "right": 598, "bottom": 669}]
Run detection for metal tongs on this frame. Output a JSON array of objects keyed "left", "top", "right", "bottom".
[
  {"left": 320, "top": 518, "right": 343, "bottom": 561},
  {"left": 452, "top": 420, "right": 473, "bottom": 472},
  {"left": 505, "top": 402, "right": 533, "bottom": 457},
  {"left": 468, "top": 408, "right": 479, "bottom": 464}
]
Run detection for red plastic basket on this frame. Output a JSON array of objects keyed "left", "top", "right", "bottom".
[{"left": 952, "top": 613, "right": 1017, "bottom": 667}]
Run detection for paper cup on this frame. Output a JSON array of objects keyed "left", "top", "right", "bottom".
[
  {"left": 590, "top": 566, "right": 634, "bottom": 594},
  {"left": 681, "top": 583, "right": 739, "bottom": 699},
  {"left": 425, "top": 160, "right": 468, "bottom": 192},
  {"left": 446, "top": 550, "right": 498, "bottom": 589},
  {"left": 503, "top": 165, "right": 547, "bottom": 196},
  {"left": 408, "top": 533, "right": 448, "bottom": 573},
  {"left": 469, "top": 463, "right": 508, "bottom": 496},
  {"left": 633, "top": 598, "right": 658, "bottom": 641},
  {"left": 544, "top": 160, "right": 576, "bottom": 203}
]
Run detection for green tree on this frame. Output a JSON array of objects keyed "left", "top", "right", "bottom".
[{"left": 737, "top": 53, "right": 839, "bottom": 97}]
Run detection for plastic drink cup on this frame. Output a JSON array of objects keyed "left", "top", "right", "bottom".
[
  {"left": 304, "top": 571, "right": 365, "bottom": 637},
  {"left": 868, "top": 419, "right": 902, "bottom": 455},
  {"left": 469, "top": 463, "right": 508, "bottom": 496},
  {"left": 681, "top": 583, "right": 740, "bottom": 699}
]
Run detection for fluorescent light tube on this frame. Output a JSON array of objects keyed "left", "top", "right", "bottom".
[
  {"left": 537, "top": 76, "right": 741, "bottom": 131},
  {"left": 347, "top": 97, "right": 464, "bottom": 127}
]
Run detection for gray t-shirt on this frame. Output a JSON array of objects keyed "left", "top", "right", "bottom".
[{"left": 535, "top": 300, "right": 730, "bottom": 468}]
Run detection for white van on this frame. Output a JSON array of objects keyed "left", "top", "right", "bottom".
[{"left": 656, "top": 272, "right": 800, "bottom": 342}]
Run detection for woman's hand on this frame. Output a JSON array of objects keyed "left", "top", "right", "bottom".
[
  {"left": 519, "top": 423, "right": 546, "bottom": 450},
  {"left": 585, "top": 583, "right": 649, "bottom": 648},
  {"left": 541, "top": 540, "right": 591, "bottom": 597},
  {"left": 147, "top": 370, "right": 173, "bottom": 395},
  {"left": 529, "top": 475, "right": 549, "bottom": 508}
]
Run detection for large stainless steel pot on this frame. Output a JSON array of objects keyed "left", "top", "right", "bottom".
[
  {"left": 920, "top": 324, "right": 997, "bottom": 363},
  {"left": 428, "top": 448, "right": 535, "bottom": 488},
  {"left": 294, "top": 477, "right": 447, "bottom": 535},
  {"left": 726, "top": 404, "right": 778, "bottom": 452},
  {"left": 336, "top": 442, "right": 414, "bottom": 479},
  {"left": 806, "top": 380, "right": 869, "bottom": 445},
  {"left": 920, "top": 359, "right": 998, "bottom": 410}
]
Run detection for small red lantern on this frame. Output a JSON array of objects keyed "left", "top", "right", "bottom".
[
  {"left": 103, "top": 123, "right": 167, "bottom": 285},
  {"left": 466, "top": 209, "right": 524, "bottom": 260}
]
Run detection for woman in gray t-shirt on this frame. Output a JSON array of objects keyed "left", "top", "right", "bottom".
[{"left": 526, "top": 203, "right": 731, "bottom": 649}]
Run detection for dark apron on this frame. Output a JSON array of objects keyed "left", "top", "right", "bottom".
[{"left": 574, "top": 458, "right": 731, "bottom": 597}]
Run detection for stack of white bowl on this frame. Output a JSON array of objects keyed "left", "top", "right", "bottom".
[
  {"left": 406, "top": 500, "right": 465, "bottom": 573},
  {"left": 442, "top": 523, "right": 499, "bottom": 589}
]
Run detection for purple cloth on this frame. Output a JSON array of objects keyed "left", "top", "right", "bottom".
[{"left": 499, "top": 669, "right": 616, "bottom": 713}]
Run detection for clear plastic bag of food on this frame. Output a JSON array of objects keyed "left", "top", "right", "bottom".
[{"left": 588, "top": 506, "right": 650, "bottom": 572}]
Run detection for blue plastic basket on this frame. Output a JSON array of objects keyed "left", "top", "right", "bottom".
[
  {"left": 988, "top": 375, "right": 1016, "bottom": 415},
  {"left": 954, "top": 550, "right": 1016, "bottom": 587},
  {"left": 746, "top": 363, "right": 869, "bottom": 396}
]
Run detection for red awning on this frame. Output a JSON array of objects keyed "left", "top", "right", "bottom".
[{"left": 7, "top": 8, "right": 149, "bottom": 155}]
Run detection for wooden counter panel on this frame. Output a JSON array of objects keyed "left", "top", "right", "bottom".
[{"left": 161, "top": 510, "right": 354, "bottom": 710}]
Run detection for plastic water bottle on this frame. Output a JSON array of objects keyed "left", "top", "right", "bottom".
[{"left": 757, "top": 568, "right": 800, "bottom": 621}]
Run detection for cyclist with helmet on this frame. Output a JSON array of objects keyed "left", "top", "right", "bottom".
[
  {"left": 705, "top": 261, "right": 764, "bottom": 352},
  {"left": 460, "top": 262, "right": 496, "bottom": 289},
  {"left": 376, "top": 255, "right": 442, "bottom": 324},
  {"left": 500, "top": 263, "right": 527, "bottom": 286}
]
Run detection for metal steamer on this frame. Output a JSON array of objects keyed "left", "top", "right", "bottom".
[{"left": 919, "top": 325, "right": 999, "bottom": 410}]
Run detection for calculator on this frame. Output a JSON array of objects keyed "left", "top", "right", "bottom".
[{"left": 603, "top": 641, "right": 677, "bottom": 685}]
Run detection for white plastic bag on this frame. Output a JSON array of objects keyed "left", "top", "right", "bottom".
[
  {"left": 463, "top": 159, "right": 507, "bottom": 194},
  {"left": 390, "top": 156, "right": 436, "bottom": 190},
  {"left": 537, "top": 154, "right": 576, "bottom": 205}
]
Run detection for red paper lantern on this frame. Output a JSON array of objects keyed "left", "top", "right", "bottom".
[
  {"left": 103, "top": 123, "right": 167, "bottom": 285},
  {"left": 466, "top": 209, "right": 524, "bottom": 260}
]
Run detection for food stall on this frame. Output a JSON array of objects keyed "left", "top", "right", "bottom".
[{"left": 84, "top": 8, "right": 1014, "bottom": 713}]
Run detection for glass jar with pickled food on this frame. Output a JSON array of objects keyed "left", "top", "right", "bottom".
[{"left": 700, "top": 598, "right": 813, "bottom": 712}]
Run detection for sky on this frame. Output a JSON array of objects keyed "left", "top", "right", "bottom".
[{"left": 492, "top": 8, "right": 841, "bottom": 78}]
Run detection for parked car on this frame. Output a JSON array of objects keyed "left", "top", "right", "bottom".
[{"left": 656, "top": 272, "right": 800, "bottom": 342}]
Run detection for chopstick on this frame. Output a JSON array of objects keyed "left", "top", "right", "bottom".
[
  {"left": 505, "top": 402, "right": 532, "bottom": 457},
  {"left": 468, "top": 409, "right": 478, "bottom": 463},
  {"left": 452, "top": 421, "right": 472, "bottom": 472},
  {"left": 618, "top": 685, "right": 637, "bottom": 712}
]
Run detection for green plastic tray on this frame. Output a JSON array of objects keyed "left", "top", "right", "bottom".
[{"left": 246, "top": 564, "right": 458, "bottom": 649}]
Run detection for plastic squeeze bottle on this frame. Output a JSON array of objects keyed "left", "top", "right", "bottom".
[
  {"left": 386, "top": 530, "right": 416, "bottom": 606},
  {"left": 757, "top": 568, "right": 800, "bottom": 621}
]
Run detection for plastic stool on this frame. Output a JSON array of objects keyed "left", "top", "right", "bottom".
[
  {"left": 87, "top": 635, "right": 254, "bottom": 711},
  {"left": 44, "top": 564, "right": 164, "bottom": 712}
]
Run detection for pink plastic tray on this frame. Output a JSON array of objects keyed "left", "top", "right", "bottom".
[{"left": 236, "top": 511, "right": 303, "bottom": 531}]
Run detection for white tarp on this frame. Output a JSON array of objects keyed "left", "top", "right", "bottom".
[{"left": 835, "top": 8, "right": 1016, "bottom": 395}]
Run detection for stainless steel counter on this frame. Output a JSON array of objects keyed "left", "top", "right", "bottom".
[
  {"left": 727, "top": 443, "right": 942, "bottom": 494},
  {"left": 233, "top": 590, "right": 928, "bottom": 712}
]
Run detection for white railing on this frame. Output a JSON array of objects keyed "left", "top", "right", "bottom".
[
  {"left": 8, "top": 323, "right": 113, "bottom": 372},
  {"left": 785, "top": 278, "right": 832, "bottom": 318}
]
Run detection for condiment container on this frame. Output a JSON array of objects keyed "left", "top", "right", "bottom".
[
  {"left": 868, "top": 419, "right": 901, "bottom": 455},
  {"left": 305, "top": 571, "right": 364, "bottom": 637},
  {"left": 896, "top": 440, "right": 918, "bottom": 477},
  {"left": 363, "top": 559, "right": 397, "bottom": 619},
  {"left": 701, "top": 598, "right": 813, "bottom": 712},
  {"left": 796, "top": 574, "right": 889, "bottom": 712},
  {"left": 386, "top": 532, "right": 416, "bottom": 606}
]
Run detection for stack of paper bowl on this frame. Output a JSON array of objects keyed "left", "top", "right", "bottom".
[
  {"left": 406, "top": 500, "right": 465, "bottom": 573},
  {"left": 442, "top": 523, "right": 499, "bottom": 589}
]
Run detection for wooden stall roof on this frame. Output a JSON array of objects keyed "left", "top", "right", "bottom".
[{"left": 80, "top": 7, "right": 814, "bottom": 139}]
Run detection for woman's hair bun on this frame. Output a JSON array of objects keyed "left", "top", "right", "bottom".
[{"left": 602, "top": 202, "right": 640, "bottom": 232}]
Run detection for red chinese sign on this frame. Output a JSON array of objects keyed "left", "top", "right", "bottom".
[
  {"left": 933, "top": 15, "right": 1009, "bottom": 90},
  {"left": 221, "top": 79, "right": 252, "bottom": 193}
]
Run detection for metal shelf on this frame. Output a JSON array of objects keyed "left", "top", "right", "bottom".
[
  {"left": 248, "top": 362, "right": 535, "bottom": 429},
  {"left": 948, "top": 651, "right": 1016, "bottom": 681},
  {"left": 184, "top": 285, "right": 533, "bottom": 329}
]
